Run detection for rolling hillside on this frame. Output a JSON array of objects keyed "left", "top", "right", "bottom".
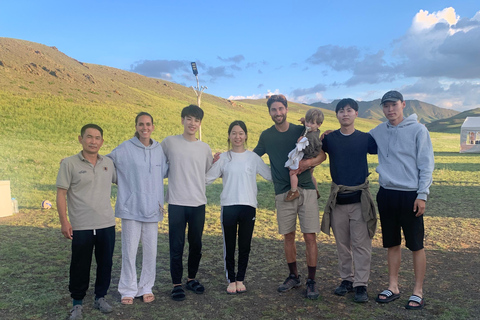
[
  {"left": 0, "top": 37, "right": 383, "bottom": 209},
  {"left": 311, "top": 98, "right": 460, "bottom": 124},
  {"left": 0, "top": 37, "right": 380, "bottom": 149},
  {"left": 426, "top": 108, "right": 480, "bottom": 133}
]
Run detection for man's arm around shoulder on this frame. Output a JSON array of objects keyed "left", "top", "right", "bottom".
[
  {"left": 253, "top": 132, "right": 266, "bottom": 157},
  {"left": 296, "top": 150, "right": 327, "bottom": 174}
]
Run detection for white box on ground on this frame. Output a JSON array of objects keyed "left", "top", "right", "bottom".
[{"left": 0, "top": 180, "right": 14, "bottom": 217}]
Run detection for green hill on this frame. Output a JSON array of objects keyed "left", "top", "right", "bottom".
[
  {"left": 0, "top": 37, "right": 382, "bottom": 209},
  {"left": 311, "top": 98, "right": 460, "bottom": 124},
  {"left": 0, "top": 37, "right": 378, "bottom": 145},
  {"left": 426, "top": 108, "right": 480, "bottom": 133}
]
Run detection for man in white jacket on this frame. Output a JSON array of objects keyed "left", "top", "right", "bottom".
[{"left": 370, "top": 91, "right": 434, "bottom": 310}]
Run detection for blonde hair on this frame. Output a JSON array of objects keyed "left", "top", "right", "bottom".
[{"left": 305, "top": 108, "right": 324, "bottom": 125}]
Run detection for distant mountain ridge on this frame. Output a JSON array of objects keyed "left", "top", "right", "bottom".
[
  {"left": 310, "top": 99, "right": 459, "bottom": 124},
  {"left": 426, "top": 108, "right": 480, "bottom": 133}
]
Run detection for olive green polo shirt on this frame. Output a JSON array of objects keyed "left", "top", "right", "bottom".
[{"left": 56, "top": 152, "right": 116, "bottom": 230}]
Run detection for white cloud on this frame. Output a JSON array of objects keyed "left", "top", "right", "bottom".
[
  {"left": 228, "top": 93, "right": 265, "bottom": 100},
  {"left": 304, "top": 8, "right": 480, "bottom": 89},
  {"left": 206, "top": 66, "right": 234, "bottom": 80},
  {"left": 345, "top": 51, "right": 396, "bottom": 86},
  {"left": 217, "top": 55, "right": 245, "bottom": 63},
  {"left": 130, "top": 59, "right": 188, "bottom": 78},
  {"left": 397, "top": 8, "right": 480, "bottom": 79},
  {"left": 290, "top": 83, "right": 327, "bottom": 98},
  {"left": 292, "top": 92, "right": 325, "bottom": 104},
  {"left": 228, "top": 89, "right": 285, "bottom": 101},
  {"left": 474, "top": 11, "right": 480, "bottom": 21},
  {"left": 401, "top": 78, "right": 480, "bottom": 111},
  {"left": 411, "top": 7, "right": 459, "bottom": 32},
  {"left": 306, "top": 45, "right": 360, "bottom": 71}
]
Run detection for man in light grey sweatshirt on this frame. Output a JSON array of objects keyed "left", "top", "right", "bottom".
[{"left": 369, "top": 91, "right": 434, "bottom": 310}]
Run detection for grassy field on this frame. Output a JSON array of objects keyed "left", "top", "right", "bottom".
[{"left": 1, "top": 91, "right": 480, "bottom": 319}]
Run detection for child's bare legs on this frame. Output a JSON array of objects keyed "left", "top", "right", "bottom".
[
  {"left": 286, "top": 170, "right": 300, "bottom": 201},
  {"left": 310, "top": 168, "right": 320, "bottom": 199}
]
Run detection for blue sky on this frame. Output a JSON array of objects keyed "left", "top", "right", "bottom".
[{"left": 1, "top": 0, "right": 480, "bottom": 111}]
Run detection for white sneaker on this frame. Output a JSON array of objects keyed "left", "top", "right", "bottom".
[
  {"left": 93, "top": 297, "right": 113, "bottom": 313},
  {"left": 69, "top": 305, "right": 83, "bottom": 320}
]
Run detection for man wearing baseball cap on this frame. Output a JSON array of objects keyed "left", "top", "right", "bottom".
[{"left": 369, "top": 91, "right": 434, "bottom": 310}]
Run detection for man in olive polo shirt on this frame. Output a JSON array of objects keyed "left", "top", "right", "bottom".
[{"left": 56, "top": 124, "right": 116, "bottom": 320}]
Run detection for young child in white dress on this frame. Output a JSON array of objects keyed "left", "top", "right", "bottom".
[{"left": 284, "top": 108, "right": 324, "bottom": 201}]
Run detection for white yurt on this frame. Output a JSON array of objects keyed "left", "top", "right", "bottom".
[{"left": 460, "top": 117, "right": 480, "bottom": 153}]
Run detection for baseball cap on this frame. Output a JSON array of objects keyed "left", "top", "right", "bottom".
[{"left": 381, "top": 91, "right": 403, "bottom": 105}]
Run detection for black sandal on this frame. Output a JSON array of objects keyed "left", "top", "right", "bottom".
[
  {"left": 171, "top": 286, "right": 186, "bottom": 301},
  {"left": 186, "top": 279, "right": 205, "bottom": 294}
]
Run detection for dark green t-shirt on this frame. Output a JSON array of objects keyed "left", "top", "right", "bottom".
[{"left": 254, "top": 123, "right": 315, "bottom": 195}]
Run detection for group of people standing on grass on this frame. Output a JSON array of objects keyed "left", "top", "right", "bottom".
[{"left": 56, "top": 90, "right": 434, "bottom": 319}]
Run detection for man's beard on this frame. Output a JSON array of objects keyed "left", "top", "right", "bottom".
[{"left": 272, "top": 114, "right": 286, "bottom": 125}]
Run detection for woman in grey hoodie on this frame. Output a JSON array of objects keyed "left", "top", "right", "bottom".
[{"left": 108, "top": 112, "right": 168, "bottom": 305}]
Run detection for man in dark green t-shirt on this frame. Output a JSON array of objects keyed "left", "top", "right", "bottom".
[{"left": 254, "top": 94, "right": 326, "bottom": 300}]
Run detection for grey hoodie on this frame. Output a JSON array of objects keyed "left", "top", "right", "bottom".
[
  {"left": 108, "top": 137, "right": 168, "bottom": 222},
  {"left": 370, "top": 114, "right": 434, "bottom": 200}
]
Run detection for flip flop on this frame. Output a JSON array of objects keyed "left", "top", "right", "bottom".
[
  {"left": 236, "top": 282, "right": 247, "bottom": 294},
  {"left": 375, "top": 289, "right": 401, "bottom": 303},
  {"left": 405, "top": 295, "right": 425, "bottom": 310},
  {"left": 142, "top": 293, "right": 155, "bottom": 303},
  {"left": 121, "top": 297, "right": 134, "bottom": 305},
  {"left": 226, "top": 283, "right": 237, "bottom": 295}
]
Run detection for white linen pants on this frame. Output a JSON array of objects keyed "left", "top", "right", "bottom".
[{"left": 118, "top": 219, "right": 159, "bottom": 298}]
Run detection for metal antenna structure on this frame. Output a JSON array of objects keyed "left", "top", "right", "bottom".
[{"left": 190, "top": 62, "right": 207, "bottom": 141}]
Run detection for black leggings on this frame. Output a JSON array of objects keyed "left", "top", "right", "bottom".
[
  {"left": 168, "top": 204, "right": 206, "bottom": 284},
  {"left": 69, "top": 226, "right": 115, "bottom": 300},
  {"left": 221, "top": 205, "right": 256, "bottom": 282}
]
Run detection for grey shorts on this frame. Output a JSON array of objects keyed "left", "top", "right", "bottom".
[{"left": 275, "top": 188, "right": 320, "bottom": 234}]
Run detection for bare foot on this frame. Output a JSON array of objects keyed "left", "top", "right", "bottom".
[
  {"left": 121, "top": 297, "right": 134, "bottom": 305},
  {"left": 142, "top": 293, "right": 155, "bottom": 303},
  {"left": 236, "top": 281, "right": 247, "bottom": 293},
  {"left": 226, "top": 282, "right": 237, "bottom": 294}
]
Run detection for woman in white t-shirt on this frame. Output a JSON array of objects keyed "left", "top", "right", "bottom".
[{"left": 206, "top": 120, "right": 272, "bottom": 294}]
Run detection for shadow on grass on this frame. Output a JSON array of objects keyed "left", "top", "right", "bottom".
[
  {"left": 434, "top": 151, "right": 480, "bottom": 157},
  {"left": 33, "top": 183, "right": 57, "bottom": 192},
  {"left": 1, "top": 209, "right": 480, "bottom": 320},
  {"left": 433, "top": 163, "right": 480, "bottom": 172},
  {"left": 317, "top": 181, "right": 479, "bottom": 220}
]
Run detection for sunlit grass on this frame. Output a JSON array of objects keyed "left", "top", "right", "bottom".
[{"left": 1, "top": 89, "right": 480, "bottom": 319}]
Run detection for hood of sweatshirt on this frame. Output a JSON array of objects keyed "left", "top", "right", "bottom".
[
  {"left": 369, "top": 113, "right": 434, "bottom": 197},
  {"left": 383, "top": 114, "right": 418, "bottom": 158},
  {"left": 129, "top": 136, "right": 161, "bottom": 173}
]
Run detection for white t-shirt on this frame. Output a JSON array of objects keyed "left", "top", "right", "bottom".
[
  {"left": 161, "top": 135, "right": 213, "bottom": 206},
  {"left": 206, "top": 150, "right": 272, "bottom": 208}
]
